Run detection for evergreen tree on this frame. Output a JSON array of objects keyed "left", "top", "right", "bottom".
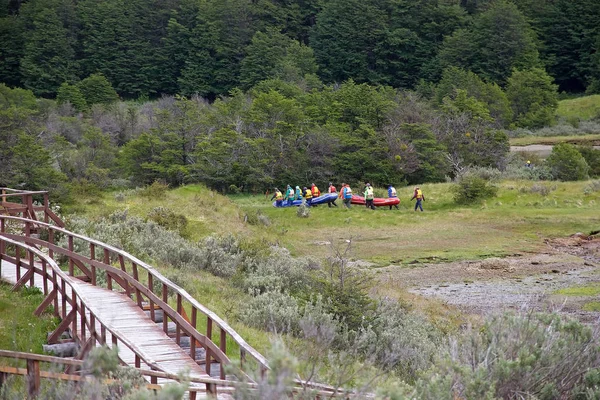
[
  {"left": 0, "top": 15, "right": 25, "bottom": 87},
  {"left": 19, "top": 1, "right": 78, "bottom": 97},
  {"left": 438, "top": 0, "right": 540, "bottom": 85}
]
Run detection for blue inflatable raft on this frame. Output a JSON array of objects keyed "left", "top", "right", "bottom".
[{"left": 273, "top": 193, "right": 338, "bottom": 207}]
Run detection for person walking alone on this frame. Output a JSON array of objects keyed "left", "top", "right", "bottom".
[
  {"left": 387, "top": 184, "right": 399, "bottom": 210},
  {"left": 328, "top": 182, "right": 338, "bottom": 208},
  {"left": 411, "top": 186, "right": 425, "bottom": 212}
]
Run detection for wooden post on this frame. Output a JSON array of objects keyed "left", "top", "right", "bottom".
[
  {"left": 119, "top": 255, "right": 130, "bottom": 297},
  {"left": 176, "top": 294, "right": 182, "bottom": 345},
  {"left": 68, "top": 236, "right": 74, "bottom": 276},
  {"left": 89, "top": 314, "right": 96, "bottom": 346},
  {"left": 43, "top": 193, "right": 49, "bottom": 224},
  {"left": 52, "top": 270, "right": 59, "bottom": 317},
  {"left": 0, "top": 219, "right": 5, "bottom": 257},
  {"left": 26, "top": 359, "right": 40, "bottom": 399},
  {"left": 48, "top": 229, "right": 54, "bottom": 259},
  {"left": 148, "top": 272, "right": 155, "bottom": 322},
  {"left": 240, "top": 349, "right": 247, "bottom": 370},
  {"left": 80, "top": 300, "right": 86, "bottom": 342},
  {"left": 41, "top": 259, "right": 48, "bottom": 295},
  {"left": 28, "top": 249, "right": 34, "bottom": 287},
  {"left": 162, "top": 283, "right": 168, "bottom": 334},
  {"left": 220, "top": 328, "right": 226, "bottom": 379},
  {"left": 104, "top": 248, "right": 112, "bottom": 290},
  {"left": 132, "top": 263, "right": 142, "bottom": 308},
  {"left": 61, "top": 280, "right": 67, "bottom": 319},
  {"left": 190, "top": 307, "right": 197, "bottom": 361},
  {"left": 135, "top": 355, "right": 140, "bottom": 368},
  {"left": 15, "top": 246, "right": 21, "bottom": 281},
  {"left": 71, "top": 288, "right": 77, "bottom": 339},
  {"left": 90, "top": 243, "right": 96, "bottom": 286},
  {"left": 101, "top": 325, "right": 107, "bottom": 345},
  {"left": 206, "top": 317, "right": 213, "bottom": 375}
]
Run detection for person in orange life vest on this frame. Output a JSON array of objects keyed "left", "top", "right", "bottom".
[
  {"left": 270, "top": 188, "right": 284, "bottom": 207},
  {"left": 310, "top": 183, "right": 320, "bottom": 207},
  {"left": 303, "top": 186, "right": 312, "bottom": 206},
  {"left": 340, "top": 183, "right": 352, "bottom": 208},
  {"left": 364, "top": 183, "right": 375, "bottom": 210},
  {"left": 327, "top": 182, "right": 338, "bottom": 208},
  {"left": 411, "top": 186, "right": 425, "bottom": 211},
  {"left": 387, "top": 184, "right": 399, "bottom": 210}
]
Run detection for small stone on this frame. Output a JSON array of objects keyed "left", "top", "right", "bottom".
[{"left": 551, "top": 269, "right": 560, "bottom": 273}]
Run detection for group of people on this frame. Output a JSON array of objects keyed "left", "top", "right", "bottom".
[
  {"left": 271, "top": 182, "right": 426, "bottom": 211},
  {"left": 271, "top": 183, "right": 322, "bottom": 207}
]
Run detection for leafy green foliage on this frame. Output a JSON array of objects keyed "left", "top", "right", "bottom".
[
  {"left": 56, "top": 82, "right": 87, "bottom": 111},
  {"left": 77, "top": 73, "right": 118, "bottom": 106},
  {"left": 546, "top": 143, "right": 590, "bottom": 181},
  {"left": 576, "top": 145, "right": 600, "bottom": 178},
  {"left": 506, "top": 68, "right": 559, "bottom": 128}
]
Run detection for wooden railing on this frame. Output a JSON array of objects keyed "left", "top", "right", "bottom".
[
  {"left": 0, "top": 350, "right": 248, "bottom": 398},
  {"left": 0, "top": 188, "right": 64, "bottom": 228},
  {"left": 0, "top": 215, "right": 270, "bottom": 380},
  {"left": 0, "top": 236, "right": 242, "bottom": 397}
]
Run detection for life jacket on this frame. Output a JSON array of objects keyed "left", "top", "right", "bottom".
[
  {"left": 275, "top": 191, "right": 283, "bottom": 200},
  {"left": 311, "top": 186, "right": 320, "bottom": 197},
  {"left": 344, "top": 186, "right": 353, "bottom": 199},
  {"left": 365, "top": 187, "right": 374, "bottom": 200},
  {"left": 304, "top": 189, "right": 312, "bottom": 199},
  {"left": 329, "top": 185, "right": 337, "bottom": 193},
  {"left": 416, "top": 189, "right": 423, "bottom": 199},
  {"left": 287, "top": 189, "right": 295, "bottom": 198}
]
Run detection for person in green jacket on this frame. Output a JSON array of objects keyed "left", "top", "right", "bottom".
[
  {"left": 364, "top": 183, "right": 375, "bottom": 210},
  {"left": 294, "top": 186, "right": 302, "bottom": 200},
  {"left": 285, "top": 185, "right": 295, "bottom": 206}
]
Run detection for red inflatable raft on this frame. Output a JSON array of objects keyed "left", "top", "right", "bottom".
[{"left": 351, "top": 195, "right": 400, "bottom": 207}]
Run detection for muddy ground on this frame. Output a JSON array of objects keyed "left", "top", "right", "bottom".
[{"left": 376, "top": 234, "right": 600, "bottom": 321}]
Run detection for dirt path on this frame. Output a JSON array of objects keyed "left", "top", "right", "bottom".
[{"left": 376, "top": 235, "right": 600, "bottom": 321}]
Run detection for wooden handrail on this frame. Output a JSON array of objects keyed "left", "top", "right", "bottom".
[{"left": 0, "top": 215, "right": 269, "bottom": 373}]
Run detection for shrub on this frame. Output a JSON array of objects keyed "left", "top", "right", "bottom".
[
  {"left": 577, "top": 145, "right": 600, "bottom": 178},
  {"left": 139, "top": 180, "right": 169, "bottom": 198},
  {"left": 584, "top": 180, "right": 600, "bottom": 195},
  {"left": 529, "top": 183, "right": 554, "bottom": 196},
  {"left": 146, "top": 207, "right": 188, "bottom": 235},
  {"left": 546, "top": 143, "right": 590, "bottom": 181},
  {"left": 452, "top": 175, "right": 498, "bottom": 204},
  {"left": 239, "top": 291, "right": 300, "bottom": 334},
  {"left": 77, "top": 73, "right": 119, "bottom": 106}
]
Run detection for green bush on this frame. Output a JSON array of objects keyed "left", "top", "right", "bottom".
[
  {"left": 452, "top": 175, "right": 498, "bottom": 204},
  {"left": 546, "top": 143, "right": 590, "bottom": 181},
  {"left": 139, "top": 180, "right": 169, "bottom": 198},
  {"left": 77, "top": 73, "right": 119, "bottom": 106},
  {"left": 577, "top": 145, "right": 600, "bottom": 177},
  {"left": 146, "top": 207, "right": 188, "bottom": 235}
]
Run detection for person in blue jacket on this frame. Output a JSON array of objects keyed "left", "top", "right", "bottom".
[{"left": 387, "top": 184, "right": 399, "bottom": 210}]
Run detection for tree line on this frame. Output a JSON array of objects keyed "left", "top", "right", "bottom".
[{"left": 1, "top": 0, "right": 599, "bottom": 100}]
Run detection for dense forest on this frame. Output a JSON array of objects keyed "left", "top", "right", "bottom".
[{"left": 1, "top": 0, "right": 599, "bottom": 196}]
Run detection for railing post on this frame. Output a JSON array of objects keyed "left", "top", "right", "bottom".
[
  {"left": 48, "top": 229, "right": 54, "bottom": 259},
  {"left": 90, "top": 243, "right": 96, "bottom": 286},
  {"left": 0, "top": 219, "right": 5, "bottom": 258},
  {"left": 132, "top": 263, "right": 142, "bottom": 308},
  {"left": 89, "top": 314, "right": 96, "bottom": 346},
  {"left": 26, "top": 359, "right": 40, "bottom": 399},
  {"left": 148, "top": 272, "right": 155, "bottom": 322},
  {"left": 104, "top": 248, "right": 112, "bottom": 290},
  {"left": 68, "top": 236, "right": 74, "bottom": 276},
  {"left": 28, "top": 248, "right": 34, "bottom": 287},
  {"left": 15, "top": 245, "right": 21, "bottom": 281},
  {"left": 80, "top": 300, "right": 86, "bottom": 343},
  {"left": 101, "top": 325, "right": 107, "bottom": 345},
  {"left": 190, "top": 307, "right": 197, "bottom": 361},
  {"left": 43, "top": 193, "right": 49, "bottom": 224},
  {"left": 162, "top": 283, "right": 168, "bottom": 334},
  {"left": 220, "top": 328, "right": 226, "bottom": 379},
  {"left": 52, "top": 270, "right": 59, "bottom": 317},
  {"left": 61, "top": 279, "right": 67, "bottom": 319},
  {"left": 206, "top": 317, "right": 213, "bottom": 375},
  {"left": 41, "top": 259, "right": 48, "bottom": 295},
  {"left": 119, "top": 255, "right": 130, "bottom": 297},
  {"left": 176, "top": 294, "right": 182, "bottom": 345}
]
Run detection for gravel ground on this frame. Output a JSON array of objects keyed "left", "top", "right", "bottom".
[{"left": 376, "top": 235, "right": 600, "bottom": 321}]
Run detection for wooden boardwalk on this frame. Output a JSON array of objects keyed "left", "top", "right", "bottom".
[{"left": 0, "top": 259, "right": 211, "bottom": 381}]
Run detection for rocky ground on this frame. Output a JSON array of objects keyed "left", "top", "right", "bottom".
[{"left": 376, "top": 233, "right": 600, "bottom": 321}]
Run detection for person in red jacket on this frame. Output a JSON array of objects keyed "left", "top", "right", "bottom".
[{"left": 327, "top": 182, "right": 338, "bottom": 208}]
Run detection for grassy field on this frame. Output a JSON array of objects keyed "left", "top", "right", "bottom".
[
  {"left": 75, "top": 181, "right": 600, "bottom": 266},
  {"left": 510, "top": 133, "right": 600, "bottom": 146},
  {"left": 231, "top": 181, "right": 600, "bottom": 264},
  {"left": 0, "top": 283, "right": 58, "bottom": 354},
  {"left": 557, "top": 94, "right": 600, "bottom": 120}
]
